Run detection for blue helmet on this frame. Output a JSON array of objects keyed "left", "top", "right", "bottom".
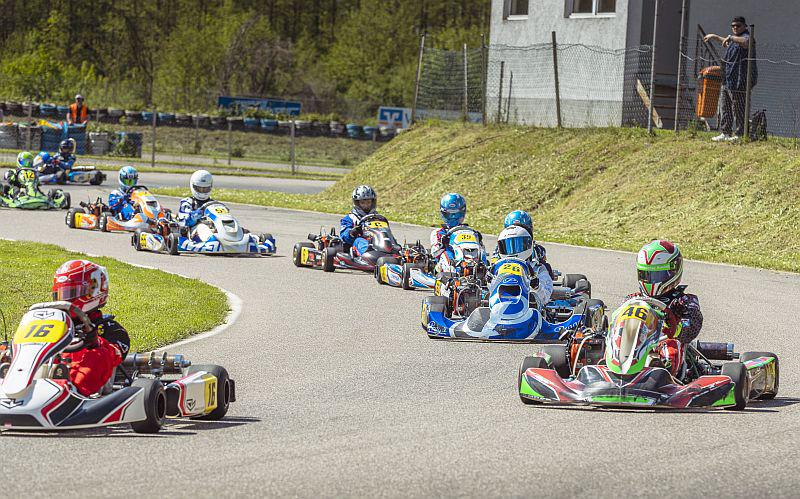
[
  {"left": 439, "top": 193, "right": 466, "bottom": 228},
  {"left": 118, "top": 166, "right": 138, "bottom": 192},
  {"left": 33, "top": 152, "right": 51, "bottom": 171},
  {"left": 504, "top": 210, "right": 533, "bottom": 235}
]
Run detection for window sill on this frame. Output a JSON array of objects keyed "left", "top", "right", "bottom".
[
  {"left": 505, "top": 15, "right": 529, "bottom": 21},
  {"left": 569, "top": 13, "right": 617, "bottom": 19}
]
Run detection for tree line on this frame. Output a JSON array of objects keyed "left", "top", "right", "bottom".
[{"left": 0, "top": 0, "right": 489, "bottom": 116}]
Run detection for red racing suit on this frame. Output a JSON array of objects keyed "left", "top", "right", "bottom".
[
  {"left": 67, "top": 311, "right": 131, "bottom": 397},
  {"left": 627, "top": 285, "right": 703, "bottom": 378}
]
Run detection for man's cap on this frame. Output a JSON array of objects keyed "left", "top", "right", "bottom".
[
  {"left": 732, "top": 16, "right": 746, "bottom": 25},
  {"left": 75, "top": 94, "right": 83, "bottom": 100}
]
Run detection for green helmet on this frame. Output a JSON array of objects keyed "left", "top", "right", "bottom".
[
  {"left": 636, "top": 240, "right": 683, "bottom": 297},
  {"left": 17, "top": 151, "right": 34, "bottom": 169}
]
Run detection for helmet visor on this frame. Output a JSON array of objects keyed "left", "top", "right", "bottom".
[
  {"left": 637, "top": 269, "right": 677, "bottom": 285},
  {"left": 193, "top": 184, "right": 212, "bottom": 194},
  {"left": 498, "top": 235, "right": 532, "bottom": 256},
  {"left": 52, "top": 284, "right": 90, "bottom": 302},
  {"left": 121, "top": 176, "right": 137, "bottom": 187}
]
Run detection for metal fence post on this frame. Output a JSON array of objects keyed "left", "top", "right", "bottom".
[
  {"left": 506, "top": 71, "right": 513, "bottom": 124},
  {"left": 150, "top": 108, "right": 157, "bottom": 168},
  {"left": 462, "top": 43, "right": 469, "bottom": 122},
  {"left": 674, "top": 0, "right": 688, "bottom": 131},
  {"left": 647, "top": 0, "right": 659, "bottom": 135},
  {"left": 497, "top": 61, "right": 505, "bottom": 123},
  {"left": 26, "top": 104, "right": 32, "bottom": 150},
  {"left": 411, "top": 34, "right": 426, "bottom": 125},
  {"left": 551, "top": 31, "right": 562, "bottom": 128},
  {"left": 194, "top": 116, "right": 200, "bottom": 154},
  {"left": 227, "top": 118, "right": 232, "bottom": 166},
  {"left": 743, "top": 24, "right": 755, "bottom": 141},
  {"left": 290, "top": 119, "right": 296, "bottom": 175},
  {"left": 481, "top": 33, "right": 487, "bottom": 126}
]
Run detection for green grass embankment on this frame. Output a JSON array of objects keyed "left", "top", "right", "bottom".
[
  {"left": 154, "top": 123, "right": 800, "bottom": 272},
  {"left": 0, "top": 240, "right": 228, "bottom": 351}
]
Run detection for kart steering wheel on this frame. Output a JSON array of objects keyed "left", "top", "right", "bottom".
[{"left": 358, "top": 213, "right": 387, "bottom": 226}]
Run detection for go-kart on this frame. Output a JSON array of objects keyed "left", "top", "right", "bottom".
[
  {"left": 518, "top": 297, "right": 779, "bottom": 410},
  {"left": 39, "top": 163, "right": 106, "bottom": 186},
  {"left": 0, "top": 301, "right": 235, "bottom": 433},
  {"left": 375, "top": 225, "right": 486, "bottom": 290},
  {"left": 0, "top": 168, "right": 70, "bottom": 210},
  {"left": 133, "top": 200, "right": 275, "bottom": 256},
  {"left": 421, "top": 257, "right": 605, "bottom": 342},
  {"left": 293, "top": 213, "right": 401, "bottom": 272},
  {"left": 65, "top": 186, "right": 169, "bottom": 232},
  {"left": 373, "top": 240, "right": 435, "bottom": 289}
]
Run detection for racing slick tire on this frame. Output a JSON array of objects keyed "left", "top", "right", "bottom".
[
  {"left": 519, "top": 356, "right": 548, "bottom": 405},
  {"left": 322, "top": 246, "right": 337, "bottom": 272},
  {"left": 293, "top": 242, "right": 315, "bottom": 267},
  {"left": 722, "top": 361, "right": 750, "bottom": 411},
  {"left": 89, "top": 172, "right": 104, "bottom": 185},
  {"left": 65, "top": 208, "right": 79, "bottom": 228},
  {"left": 402, "top": 262, "right": 425, "bottom": 290},
  {"left": 56, "top": 191, "right": 71, "bottom": 210},
  {"left": 132, "top": 229, "right": 144, "bottom": 251},
  {"left": 579, "top": 298, "right": 608, "bottom": 332},
  {"left": 99, "top": 212, "right": 109, "bottom": 232},
  {"left": 563, "top": 274, "right": 591, "bottom": 297},
  {"left": 166, "top": 232, "right": 180, "bottom": 255},
  {"left": 374, "top": 256, "right": 400, "bottom": 285},
  {"left": 539, "top": 344, "right": 572, "bottom": 379},
  {"left": 130, "top": 378, "right": 167, "bottom": 434},
  {"left": 421, "top": 295, "right": 448, "bottom": 332},
  {"left": 187, "top": 364, "right": 232, "bottom": 421},
  {"left": 739, "top": 352, "right": 779, "bottom": 400},
  {"left": 258, "top": 232, "right": 273, "bottom": 243}
]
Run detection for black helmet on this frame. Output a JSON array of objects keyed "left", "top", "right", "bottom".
[
  {"left": 60, "top": 138, "right": 76, "bottom": 155},
  {"left": 351, "top": 185, "right": 377, "bottom": 218}
]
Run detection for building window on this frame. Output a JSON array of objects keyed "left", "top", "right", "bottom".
[
  {"left": 570, "top": 0, "right": 615, "bottom": 16},
  {"left": 505, "top": 0, "right": 529, "bottom": 19}
]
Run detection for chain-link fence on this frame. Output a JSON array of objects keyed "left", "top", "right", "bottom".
[{"left": 415, "top": 45, "right": 485, "bottom": 122}]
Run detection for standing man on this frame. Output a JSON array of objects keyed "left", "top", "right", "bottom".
[
  {"left": 66, "top": 94, "right": 89, "bottom": 125},
  {"left": 704, "top": 16, "right": 757, "bottom": 142}
]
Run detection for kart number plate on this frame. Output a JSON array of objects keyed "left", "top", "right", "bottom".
[
  {"left": 367, "top": 221, "right": 388, "bottom": 229},
  {"left": 618, "top": 306, "right": 657, "bottom": 329},
  {"left": 139, "top": 232, "right": 149, "bottom": 248},
  {"left": 300, "top": 246, "right": 310, "bottom": 264},
  {"left": 14, "top": 320, "right": 67, "bottom": 344},
  {"left": 498, "top": 263, "right": 523, "bottom": 276},
  {"left": 213, "top": 206, "right": 229, "bottom": 215},
  {"left": 203, "top": 374, "right": 218, "bottom": 413},
  {"left": 454, "top": 232, "right": 477, "bottom": 243},
  {"left": 20, "top": 170, "right": 36, "bottom": 182}
]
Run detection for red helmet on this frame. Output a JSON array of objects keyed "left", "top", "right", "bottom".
[{"left": 52, "top": 260, "right": 109, "bottom": 312}]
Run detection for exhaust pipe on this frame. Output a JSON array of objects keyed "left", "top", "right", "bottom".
[
  {"left": 123, "top": 352, "right": 191, "bottom": 374},
  {"left": 696, "top": 342, "right": 737, "bottom": 361}
]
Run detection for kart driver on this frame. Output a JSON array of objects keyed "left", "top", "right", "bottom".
[
  {"left": 178, "top": 169, "right": 214, "bottom": 228},
  {"left": 33, "top": 151, "right": 58, "bottom": 178},
  {"left": 3, "top": 151, "right": 37, "bottom": 195},
  {"left": 430, "top": 193, "right": 484, "bottom": 268},
  {"left": 626, "top": 240, "right": 703, "bottom": 378},
  {"left": 499, "top": 210, "right": 555, "bottom": 279},
  {"left": 53, "top": 138, "right": 77, "bottom": 171},
  {"left": 492, "top": 224, "right": 554, "bottom": 308},
  {"left": 340, "top": 185, "right": 383, "bottom": 256},
  {"left": 108, "top": 166, "right": 139, "bottom": 221},
  {"left": 51, "top": 260, "right": 131, "bottom": 397}
]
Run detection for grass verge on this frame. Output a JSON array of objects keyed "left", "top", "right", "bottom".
[
  {"left": 0, "top": 240, "right": 228, "bottom": 351},
  {"left": 152, "top": 122, "right": 800, "bottom": 273}
]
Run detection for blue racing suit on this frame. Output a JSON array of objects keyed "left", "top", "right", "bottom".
[
  {"left": 53, "top": 153, "right": 76, "bottom": 171},
  {"left": 340, "top": 210, "right": 376, "bottom": 256},
  {"left": 108, "top": 188, "right": 136, "bottom": 221},
  {"left": 178, "top": 196, "right": 212, "bottom": 228},
  {"left": 490, "top": 257, "right": 554, "bottom": 308}
]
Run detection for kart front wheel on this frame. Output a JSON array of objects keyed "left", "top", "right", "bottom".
[
  {"left": 539, "top": 344, "right": 572, "bottom": 379},
  {"left": 739, "top": 351, "right": 779, "bottom": 400},
  {"left": 402, "top": 262, "right": 425, "bottom": 290},
  {"left": 293, "top": 242, "right": 314, "bottom": 267},
  {"left": 188, "top": 364, "right": 232, "bottom": 421},
  {"left": 322, "top": 246, "right": 337, "bottom": 272},
  {"left": 99, "top": 212, "right": 109, "bottom": 232},
  {"left": 166, "top": 232, "right": 180, "bottom": 255},
  {"left": 374, "top": 256, "right": 400, "bottom": 285},
  {"left": 60, "top": 191, "right": 71, "bottom": 210},
  {"left": 65, "top": 208, "right": 79, "bottom": 228},
  {"left": 722, "top": 361, "right": 750, "bottom": 411},
  {"left": 130, "top": 379, "right": 166, "bottom": 434},
  {"left": 132, "top": 229, "right": 144, "bottom": 251},
  {"left": 519, "top": 356, "right": 548, "bottom": 405}
]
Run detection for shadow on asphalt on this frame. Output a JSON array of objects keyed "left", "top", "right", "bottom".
[
  {"left": 517, "top": 398, "right": 800, "bottom": 415},
  {"left": 0, "top": 416, "right": 260, "bottom": 438}
]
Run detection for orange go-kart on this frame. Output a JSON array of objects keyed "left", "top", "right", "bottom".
[{"left": 65, "top": 186, "right": 171, "bottom": 233}]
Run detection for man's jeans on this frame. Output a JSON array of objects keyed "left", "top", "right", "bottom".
[{"left": 720, "top": 87, "right": 747, "bottom": 137}]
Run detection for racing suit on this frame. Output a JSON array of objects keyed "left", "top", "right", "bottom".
[
  {"left": 626, "top": 285, "right": 703, "bottom": 378},
  {"left": 340, "top": 210, "right": 379, "bottom": 256},
  {"left": 53, "top": 152, "right": 77, "bottom": 172},
  {"left": 108, "top": 189, "right": 136, "bottom": 221},
  {"left": 490, "top": 243, "right": 554, "bottom": 280},
  {"left": 490, "top": 257, "right": 554, "bottom": 308},
  {"left": 178, "top": 196, "right": 214, "bottom": 228},
  {"left": 68, "top": 310, "right": 131, "bottom": 397},
  {"left": 430, "top": 224, "right": 485, "bottom": 272}
]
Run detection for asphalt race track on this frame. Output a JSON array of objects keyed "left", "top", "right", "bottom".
[
  {"left": 1, "top": 179, "right": 799, "bottom": 497},
  {"left": 100, "top": 171, "right": 334, "bottom": 194}
]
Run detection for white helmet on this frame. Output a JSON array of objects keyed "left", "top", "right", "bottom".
[
  {"left": 497, "top": 225, "right": 533, "bottom": 261},
  {"left": 190, "top": 170, "right": 213, "bottom": 201}
]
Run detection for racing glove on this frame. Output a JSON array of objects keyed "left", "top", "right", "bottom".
[
  {"left": 186, "top": 209, "right": 203, "bottom": 226},
  {"left": 349, "top": 225, "right": 362, "bottom": 238}
]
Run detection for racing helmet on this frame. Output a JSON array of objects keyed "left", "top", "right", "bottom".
[
  {"left": 16, "top": 151, "right": 34, "bottom": 169},
  {"left": 118, "top": 166, "right": 138, "bottom": 192},
  {"left": 60, "top": 138, "right": 76, "bottom": 155},
  {"left": 33, "top": 152, "right": 52, "bottom": 172},
  {"left": 497, "top": 225, "right": 533, "bottom": 261},
  {"left": 636, "top": 240, "right": 683, "bottom": 297},
  {"left": 190, "top": 170, "right": 213, "bottom": 201},
  {"left": 504, "top": 210, "right": 533, "bottom": 236},
  {"left": 439, "top": 193, "right": 466, "bottom": 228},
  {"left": 351, "top": 185, "right": 377, "bottom": 218},
  {"left": 52, "top": 260, "right": 109, "bottom": 313}
]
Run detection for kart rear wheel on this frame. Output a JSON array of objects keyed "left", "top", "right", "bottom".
[
  {"left": 66, "top": 208, "right": 79, "bottom": 228},
  {"left": 61, "top": 191, "right": 71, "bottom": 210},
  {"left": 166, "top": 232, "right": 180, "bottom": 255},
  {"left": 130, "top": 378, "right": 166, "bottom": 434},
  {"left": 721, "top": 361, "right": 750, "bottom": 411},
  {"left": 564, "top": 274, "right": 591, "bottom": 297},
  {"left": 322, "top": 246, "right": 337, "bottom": 272},
  {"left": 539, "top": 344, "right": 572, "bottom": 379},
  {"left": 293, "top": 242, "right": 314, "bottom": 267},
  {"left": 739, "top": 351, "right": 779, "bottom": 400},
  {"left": 519, "top": 356, "right": 548, "bottom": 405},
  {"left": 374, "top": 256, "right": 400, "bottom": 284},
  {"left": 187, "top": 364, "right": 232, "bottom": 421},
  {"left": 89, "top": 172, "right": 103, "bottom": 185},
  {"left": 99, "top": 212, "right": 109, "bottom": 232}
]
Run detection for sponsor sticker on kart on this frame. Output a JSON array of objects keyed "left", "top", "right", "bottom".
[{"left": 427, "top": 321, "right": 448, "bottom": 336}]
